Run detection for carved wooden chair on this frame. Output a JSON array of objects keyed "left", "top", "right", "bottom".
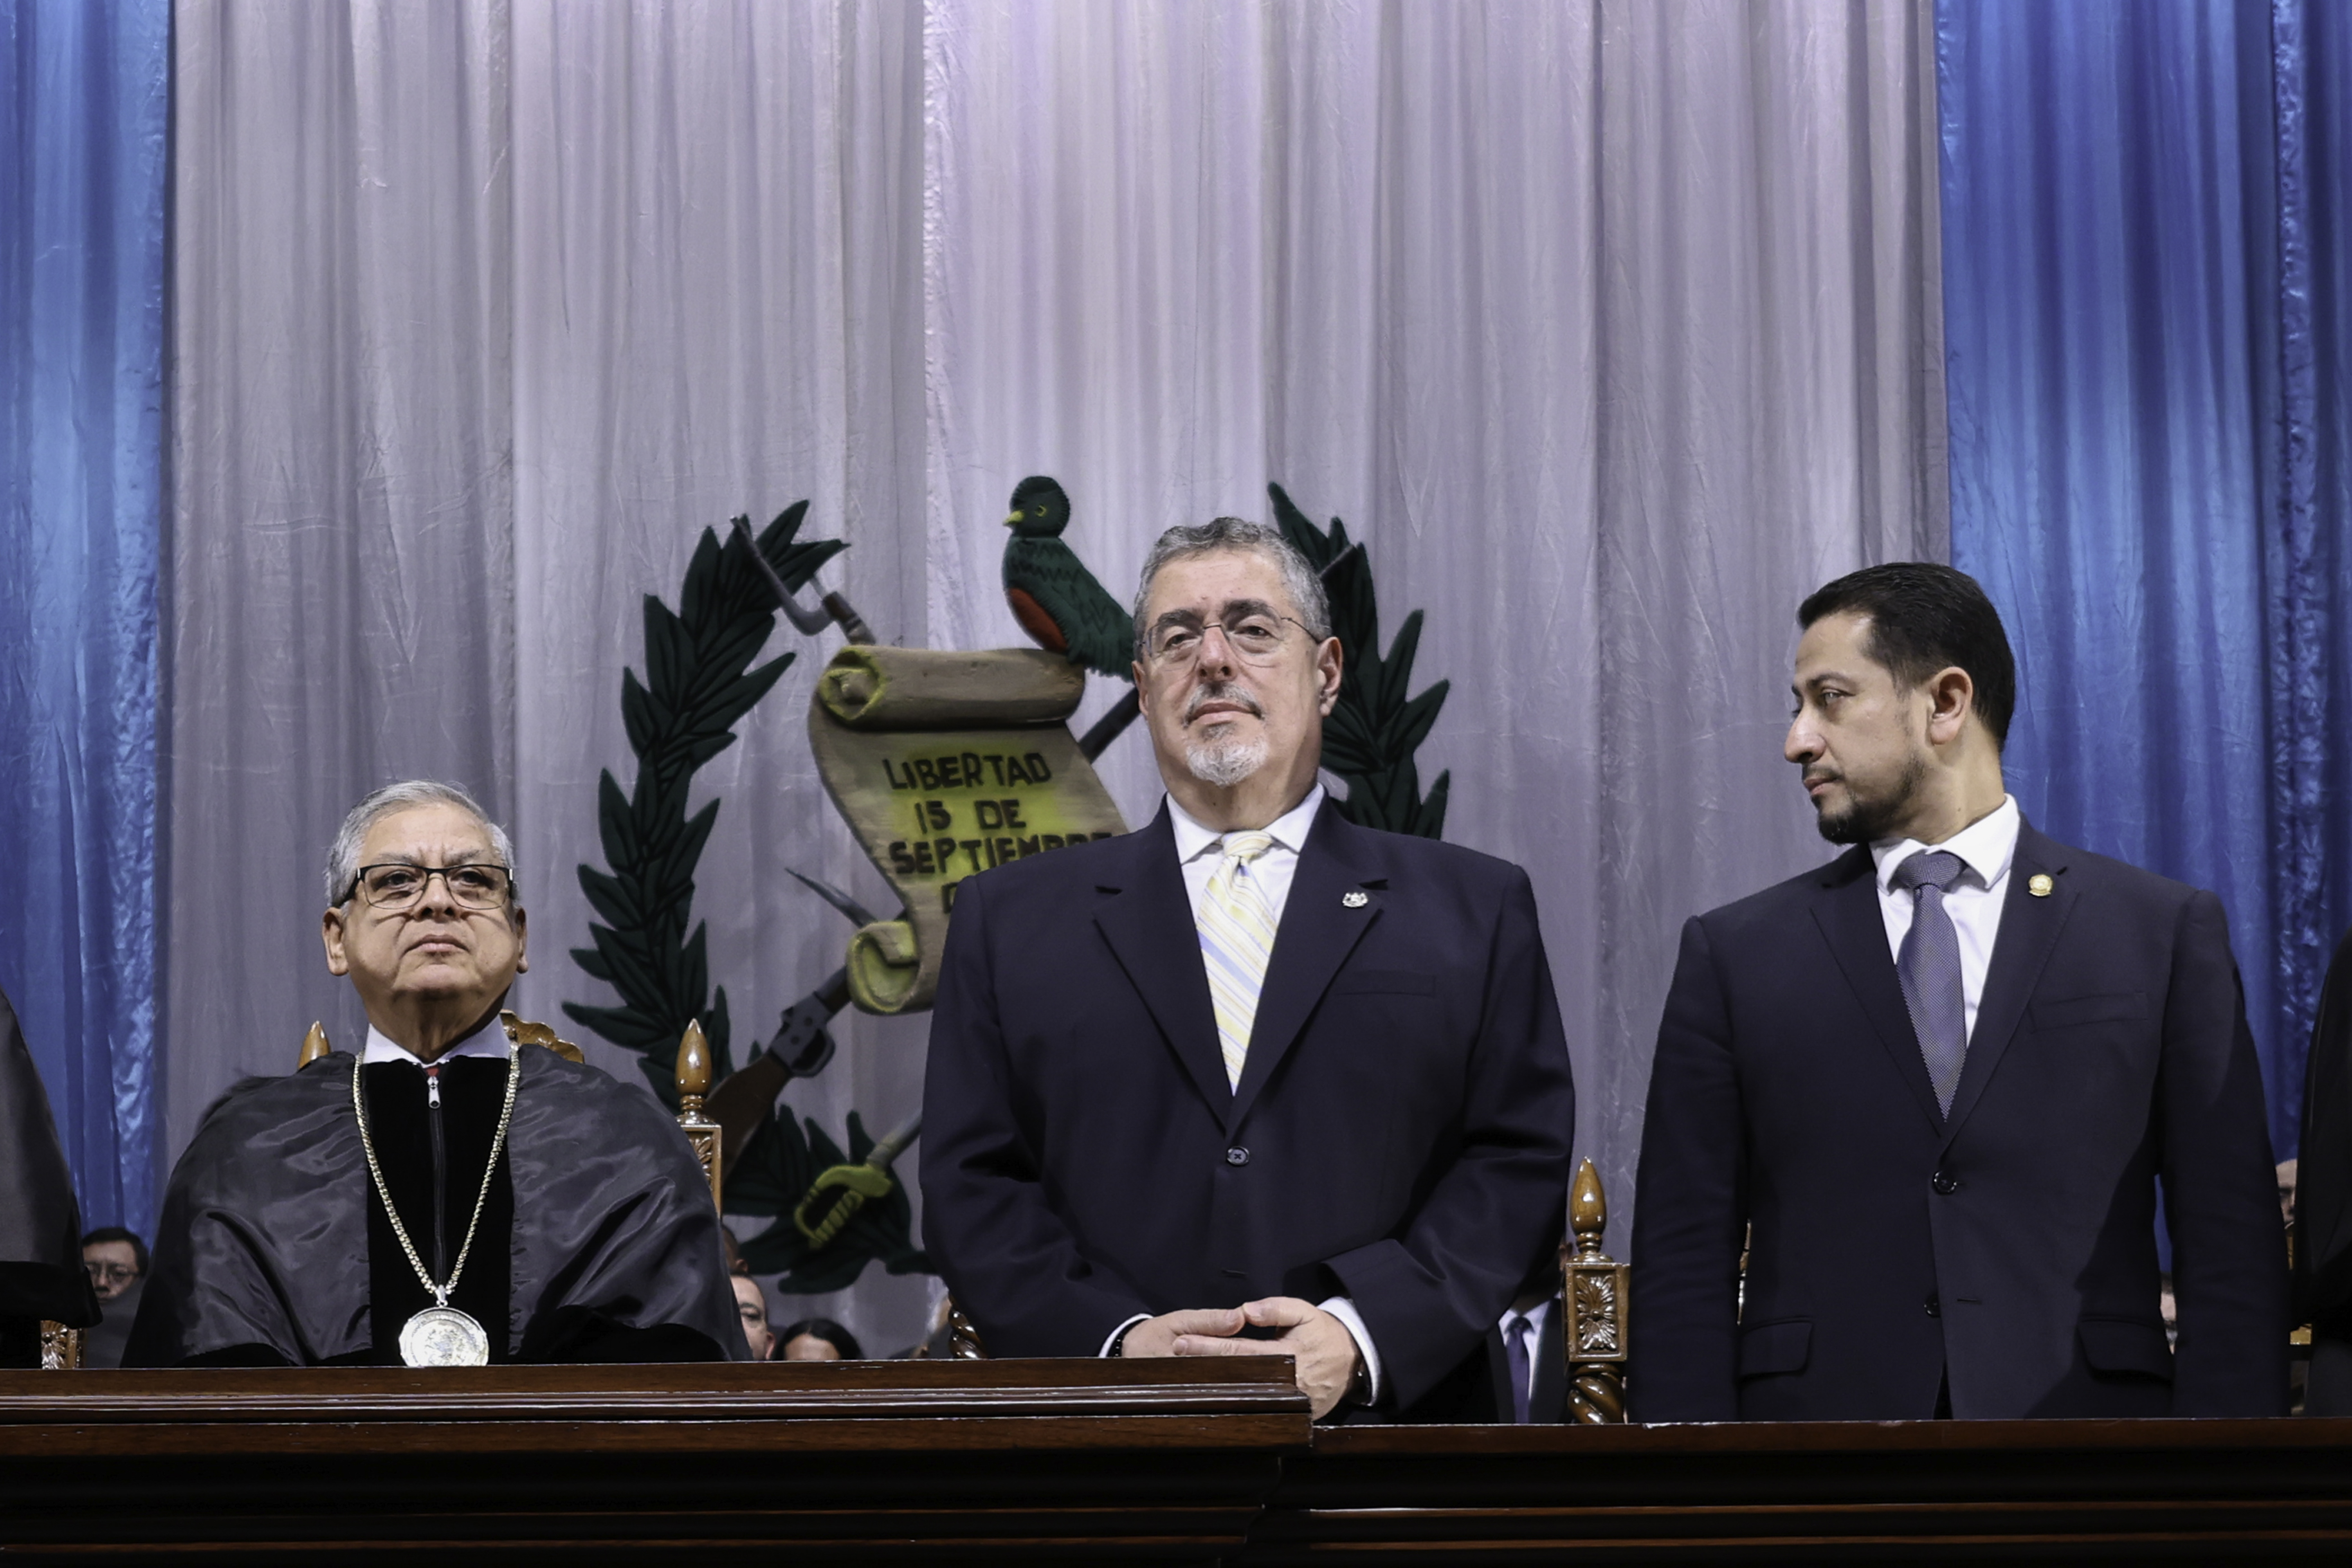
[{"left": 1563, "top": 1157, "right": 1630, "bottom": 1422}]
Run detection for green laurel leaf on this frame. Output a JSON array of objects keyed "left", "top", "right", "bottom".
[
  {"left": 563, "top": 506, "right": 845, "bottom": 1098},
  {"left": 564, "top": 504, "right": 928, "bottom": 1298},
  {"left": 1269, "top": 483, "right": 1450, "bottom": 839}
]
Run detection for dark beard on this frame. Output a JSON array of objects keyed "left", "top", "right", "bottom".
[{"left": 1813, "top": 750, "right": 1929, "bottom": 845}]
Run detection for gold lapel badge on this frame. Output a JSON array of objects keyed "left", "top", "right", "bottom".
[
  {"left": 2028, "top": 873, "right": 2054, "bottom": 898},
  {"left": 1342, "top": 891, "right": 1370, "bottom": 908}
]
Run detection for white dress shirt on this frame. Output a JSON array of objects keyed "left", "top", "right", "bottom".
[
  {"left": 1868, "top": 794, "right": 2021, "bottom": 1042},
  {"left": 362, "top": 1012, "right": 512, "bottom": 1065},
  {"left": 1103, "top": 786, "right": 1384, "bottom": 1404}
]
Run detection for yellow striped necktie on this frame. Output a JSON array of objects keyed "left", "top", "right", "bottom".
[{"left": 1197, "top": 831, "right": 1278, "bottom": 1092}]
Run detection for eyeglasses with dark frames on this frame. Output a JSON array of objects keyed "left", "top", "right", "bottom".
[{"left": 347, "top": 863, "right": 514, "bottom": 911}]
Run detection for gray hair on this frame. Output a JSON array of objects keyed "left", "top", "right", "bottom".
[
  {"left": 325, "top": 780, "right": 518, "bottom": 907},
  {"left": 1130, "top": 517, "right": 1332, "bottom": 661}
]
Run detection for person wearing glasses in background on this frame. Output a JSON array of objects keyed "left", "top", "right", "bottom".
[
  {"left": 923, "top": 519, "right": 1575, "bottom": 1421},
  {"left": 78, "top": 1227, "right": 148, "bottom": 1369},
  {"left": 128, "top": 782, "right": 744, "bottom": 1368}
]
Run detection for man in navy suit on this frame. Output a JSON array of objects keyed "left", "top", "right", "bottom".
[
  {"left": 921, "top": 518, "right": 1574, "bottom": 1419},
  {"left": 1630, "top": 563, "right": 2286, "bottom": 1421}
]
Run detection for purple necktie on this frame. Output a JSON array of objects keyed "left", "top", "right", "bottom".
[
  {"left": 1505, "top": 1314, "right": 1534, "bottom": 1424},
  {"left": 1891, "top": 849, "right": 1968, "bottom": 1116}
]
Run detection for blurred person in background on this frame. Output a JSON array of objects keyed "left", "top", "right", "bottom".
[
  {"left": 777, "top": 1317, "right": 862, "bottom": 1361},
  {"left": 80, "top": 1227, "right": 149, "bottom": 1369},
  {"left": 732, "top": 1276, "right": 773, "bottom": 1361}
]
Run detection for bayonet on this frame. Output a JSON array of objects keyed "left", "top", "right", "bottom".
[
  {"left": 731, "top": 515, "right": 878, "bottom": 644},
  {"left": 702, "top": 872, "right": 899, "bottom": 1174},
  {"left": 788, "top": 868, "right": 884, "bottom": 931}
]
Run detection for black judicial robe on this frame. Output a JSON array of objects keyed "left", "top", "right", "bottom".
[
  {"left": 0, "top": 985, "right": 101, "bottom": 1365},
  {"left": 126, "top": 1047, "right": 746, "bottom": 1366}
]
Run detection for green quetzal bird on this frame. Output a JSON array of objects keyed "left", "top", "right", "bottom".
[{"left": 1001, "top": 476, "right": 1133, "bottom": 679}]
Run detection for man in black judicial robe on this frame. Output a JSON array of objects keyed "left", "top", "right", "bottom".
[
  {"left": 127, "top": 782, "right": 743, "bottom": 1367},
  {"left": 0, "top": 984, "right": 102, "bottom": 1365}
]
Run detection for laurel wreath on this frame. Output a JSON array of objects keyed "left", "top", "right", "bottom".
[
  {"left": 1270, "top": 483, "right": 1452, "bottom": 838},
  {"left": 563, "top": 505, "right": 927, "bottom": 1294}
]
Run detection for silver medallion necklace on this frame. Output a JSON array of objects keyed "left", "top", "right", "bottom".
[{"left": 350, "top": 1040, "right": 521, "bottom": 1367}]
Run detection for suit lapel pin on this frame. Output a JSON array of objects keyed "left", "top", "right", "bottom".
[
  {"left": 1342, "top": 890, "right": 1369, "bottom": 908},
  {"left": 2028, "top": 873, "right": 2054, "bottom": 898}
]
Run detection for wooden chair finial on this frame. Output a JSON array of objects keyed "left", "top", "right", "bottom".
[
  {"left": 297, "top": 1022, "right": 330, "bottom": 1069},
  {"left": 1570, "top": 1156, "right": 1609, "bottom": 1256},
  {"left": 675, "top": 1020, "right": 712, "bottom": 1112},
  {"left": 1564, "top": 1157, "right": 1630, "bottom": 1424}
]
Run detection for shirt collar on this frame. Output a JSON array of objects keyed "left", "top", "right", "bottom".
[
  {"left": 1169, "top": 784, "right": 1326, "bottom": 865},
  {"left": 1502, "top": 1298, "right": 1552, "bottom": 1333},
  {"left": 1871, "top": 793, "right": 2022, "bottom": 894},
  {"left": 362, "top": 1010, "right": 513, "bottom": 1066}
]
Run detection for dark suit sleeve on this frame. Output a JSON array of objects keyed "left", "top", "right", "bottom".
[
  {"left": 1626, "top": 915, "right": 1745, "bottom": 1422},
  {"left": 919, "top": 874, "right": 1155, "bottom": 1355},
  {"left": 2159, "top": 890, "right": 2290, "bottom": 1415},
  {"left": 2296, "top": 926, "right": 2352, "bottom": 1323},
  {"left": 1322, "top": 868, "right": 1576, "bottom": 1411}
]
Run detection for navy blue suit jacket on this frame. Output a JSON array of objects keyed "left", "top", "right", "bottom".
[
  {"left": 920, "top": 800, "right": 1576, "bottom": 1411},
  {"left": 1629, "top": 821, "right": 2287, "bottom": 1420}
]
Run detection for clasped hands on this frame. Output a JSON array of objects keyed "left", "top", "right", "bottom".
[{"left": 1121, "top": 1297, "right": 1361, "bottom": 1418}]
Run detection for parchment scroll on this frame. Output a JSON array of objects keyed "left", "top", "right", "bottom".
[{"left": 808, "top": 647, "right": 1129, "bottom": 1013}]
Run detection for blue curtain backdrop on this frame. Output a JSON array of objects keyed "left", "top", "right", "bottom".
[
  {"left": 0, "top": 0, "right": 169, "bottom": 1233},
  {"left": 1939, "top": 0, "right": 2352, "bottom": 1157}
]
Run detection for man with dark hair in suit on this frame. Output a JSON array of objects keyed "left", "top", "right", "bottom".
[
  {"left": 79, "top": 1226, "right": 150, "bottom": 1370},
  {"left": 923, "top": 518, "right": 1575, "bottom": 1419},
  {"left": 81, "top": 1227, "right": 148, "bottom": 1301},
  {"left": 1631, "top": 562, "right": 2286, "bottom": 1420}
]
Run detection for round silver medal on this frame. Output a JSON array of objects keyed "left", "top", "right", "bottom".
[{"left": 399, "top": 1305, "right": 491, "bottom": 1367}]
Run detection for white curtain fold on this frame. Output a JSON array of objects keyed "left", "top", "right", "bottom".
[
  {"left": 166, "top": 0, "right": 514, "bottom": 1178},
  {"left": 167, "top": 0, "right": 1943, "bottom": 1354}
]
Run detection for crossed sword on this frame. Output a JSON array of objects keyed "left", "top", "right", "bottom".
[{"left": 701, "top": 871, "right": 919, "bottom": 1248}]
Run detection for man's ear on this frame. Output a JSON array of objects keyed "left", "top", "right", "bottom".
[
  {"left": 513, "top": 905, "right": 529, "bottom": 973},
  {"left": 1315, "top": 637, "right": 1343, "bottom": 716},
  {"left": 1132, "top": 660, "right": 1151, "bottom": 716},
  {"left": 1923, "top": 666, "right": 1975, "bottom": 746},
  {"left": 322, "top": 907, "right": 351, "bottom": 977}
]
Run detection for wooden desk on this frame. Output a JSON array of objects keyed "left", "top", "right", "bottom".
[
  {"left": 1267, "top": 1418, "right": 2352, "bottom": 1561},
  {"left": 5, "top": 1362, "right": 2351, "bottom": 1563},
  {"left": 0, "top": 1358, "right": 1307, "bottom": 1563}
]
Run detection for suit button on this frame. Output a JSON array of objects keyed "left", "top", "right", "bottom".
[
  {"left": 1226, "top": 1147, "right": 1249, "bottom": 1167},
  {"left": 1924, "top": 1294, "right": 1941, "bottom": 1318},
  {"left": 1932, "top": 1171, "right": 1959, "bottom": 1195}
]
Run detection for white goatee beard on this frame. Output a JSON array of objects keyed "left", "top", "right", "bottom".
[{"left": 1185, "top": 728, "right": 1269, "bottom": 788}]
